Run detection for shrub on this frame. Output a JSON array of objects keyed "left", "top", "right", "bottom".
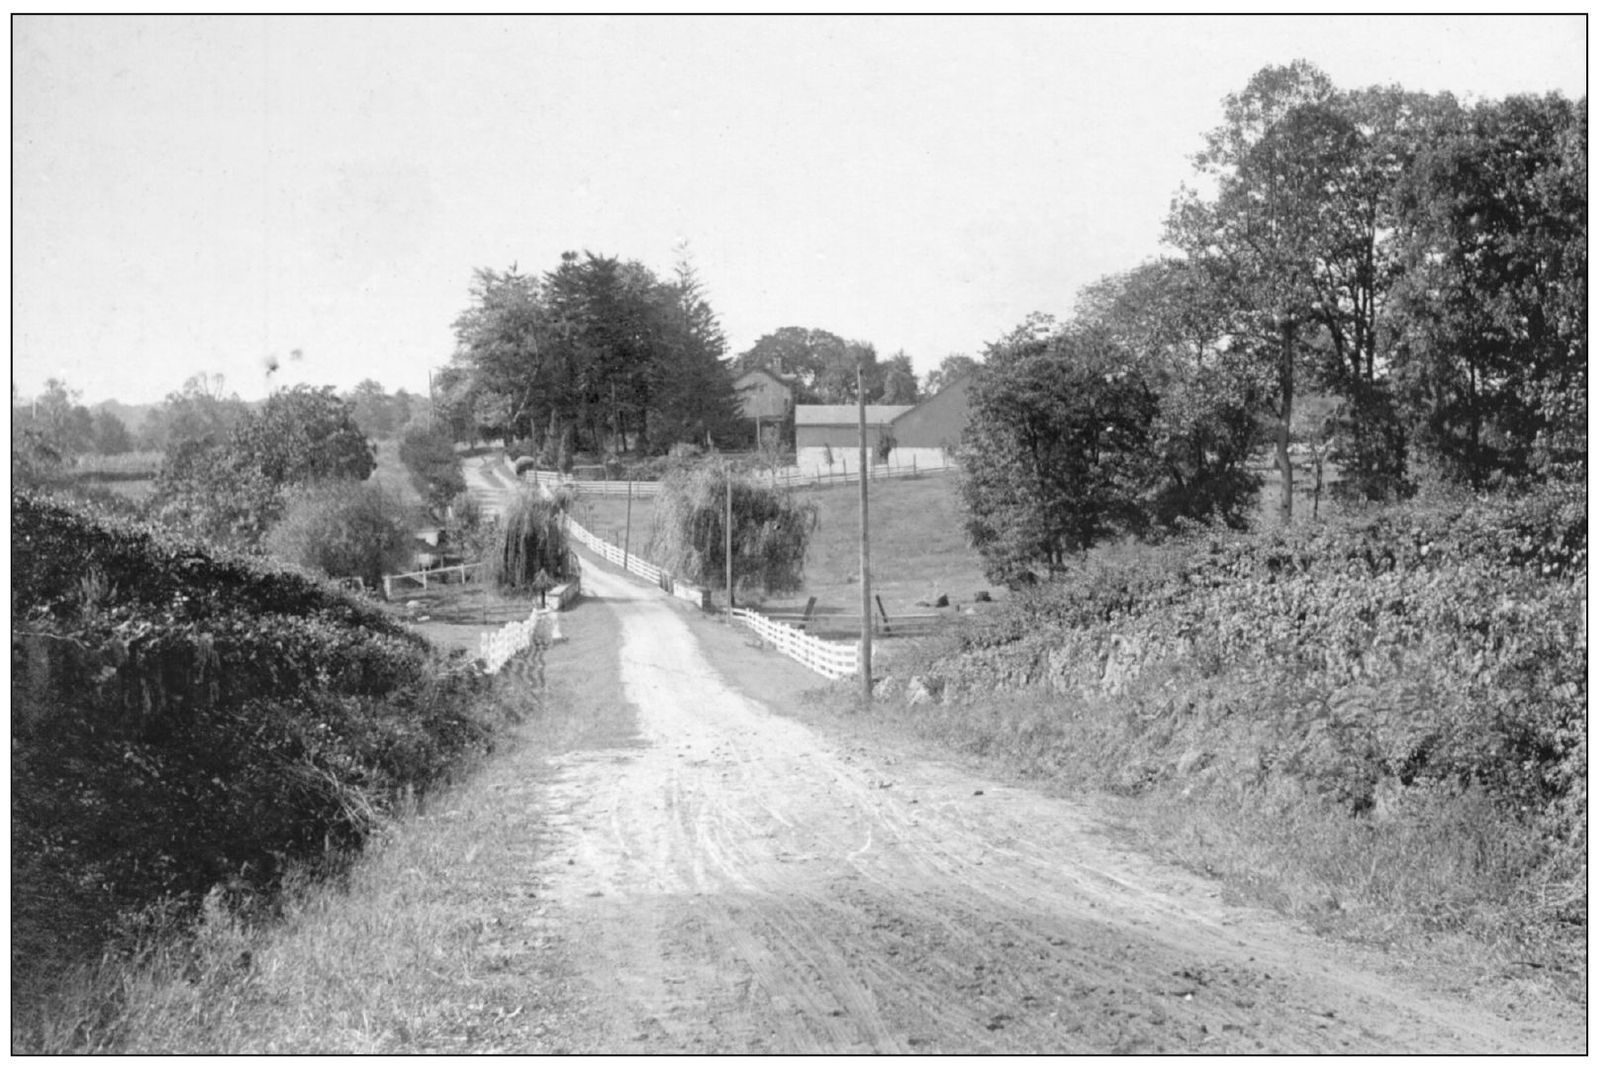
[
  {"left": 11, "top": 488, "right": 515, "bottom": 998},
  {"left": 397, "top": 425, "right": 466, "bottom": 511},
  {"left": 264, "top": 481, "right": 414, "bottom": 589},
  {"left": 646, "top": 459, "right": 817, "bottom": 595},
  {"left": 919, "top": 487, "right": 1587, "bottom": 930},
  {"left": 498, "top": 489, "right": 573, "bottom": 592}
]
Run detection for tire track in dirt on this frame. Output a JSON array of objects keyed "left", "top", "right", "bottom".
[{"left": 519, "top": 551, "right": 1581, "bottom": 1054}]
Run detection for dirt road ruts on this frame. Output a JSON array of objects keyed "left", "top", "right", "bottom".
[{"left": 516, "top": 554, "right": 1579, "bottom": 1054}]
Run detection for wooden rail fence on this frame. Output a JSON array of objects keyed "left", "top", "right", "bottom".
[
  {"left": 382, "top": 561, "right": 485, "bottom": 600},
  {"left": 730, "top": 607, "right": 860, "bottom": 680}
]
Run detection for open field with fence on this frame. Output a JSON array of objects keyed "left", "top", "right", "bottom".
[{"left": 566, "top": 469, "right": 999, "bottom": 646}]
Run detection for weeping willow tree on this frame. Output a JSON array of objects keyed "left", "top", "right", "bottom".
[
  {"left": 647, "top": 460, "right": 817, "bottom": 595},
  {"left": 499, "top": 488, "right": 573, "bottom": 592}
]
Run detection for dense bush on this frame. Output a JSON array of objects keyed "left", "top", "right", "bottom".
[
  {"left": 264, "top": 481, "right": 414, "bottom": 588},
  {"left": 398, "top": 424, "right": 467, "bottom": 511},
  {"left": 11, "top": 489, "right": 519, "bottom": 984},
  {"left": 924, "top": 486, "right": 1586, "bottom": 926},
  {"left": 499, "top": 489, "right": 574, "bottom": 592},
  {"left": 646, "top": 460, "right": 818, "bottom": 595}
]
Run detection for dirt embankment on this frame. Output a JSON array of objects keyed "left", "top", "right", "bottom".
[{"left": 492, "top": 556, "right": 1581, "bottom": 1054}]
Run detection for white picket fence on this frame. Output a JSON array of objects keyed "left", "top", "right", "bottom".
[
  {"left": 521, "top": 456, "right": 954, "bottom": 497},
  {"left": 761, "top": 457, "right": 955, "bottom": 490},
  {"left": 562, "top": 515, "right": 668, "bottom": 586},
  {"left": 561, "top": 505, "right": 860, "bottom": 680},
  {"left": 730, "top": 607, "right": 860, "bottom": 680},
  {"left": 478, "top": 578, "right": 580, "bottom": 674},
  {"left": 523, "top": 470, "right": 658, "bottom": 497}
]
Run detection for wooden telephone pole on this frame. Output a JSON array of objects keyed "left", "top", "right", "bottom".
[
  {"left": 858, "top": 365, "right": 872, "bottom": 699},
  {"left": 726, "top": 464, "right": 735, "bottom": 612}
]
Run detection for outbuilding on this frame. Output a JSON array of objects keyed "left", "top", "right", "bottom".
[
  {"left": 794, "top": 404, "right": 914, "bottom": 476},
  {"left": 886, "top": 371, "right": 975, "bottom": 469}
]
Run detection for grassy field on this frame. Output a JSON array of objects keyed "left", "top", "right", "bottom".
[
  {"left": 572, "top": 472, "right": 1006, "bottom": 639},
  {"left": 68, "top": 450, "right": 163, "bottom": 501}
]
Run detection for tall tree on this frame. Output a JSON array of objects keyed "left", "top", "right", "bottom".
[
  {"left": 28, "top": 378, "right": 95, "bottom": 458},
  {"left": 921, "top": 353, "right": 980, "bottom": 397},
  {"left": 90, "top": 409, "right": 134, "bottom": 455},
  {"left": 139, "top": 373, "right": 250, "bottom": 453},
  {"left": 399, "top": 423, "right": 467, "bottom": 512},
  {"left": 1389, "top": 92, "right": 1587, "bottom": 486},
  {"left": 647, "top": 259, "right": 743, "bottom": 449},
  {"left": 235, "top": 385, "right": 376, "bottom": 486},
  {"left": 956, "top": 316, "right": 1155, "bottom": 582},
  {"left": 1073, "top": 260, "right": 1264, "bottom": 528},
  {"left": 448, "top": 252, "right": 741, "bottom": 459},
  {"left": 1167, "top": 60, "right": 1341, "bottom": 524},
  {"left": 878, "top": 351, "right": 921, "bottom": 404},
  {"left": 449, "top": 267, "right": 553, "bottom": 444},
  {"left": 153, "top": 385, "right": 374, "bottom": 547},
  {"left": 731, "top": 327, "right": 853, "bottom": 402},
  {"left": 346, "top": 378, "right": 406, "bottom": 440}
]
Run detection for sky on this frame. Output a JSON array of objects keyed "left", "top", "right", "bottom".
[{"left": 10, "top": 14, "right": 1589, "bottom": 408}]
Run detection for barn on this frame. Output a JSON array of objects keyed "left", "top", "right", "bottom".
[
  {"left": 794, "top": 404, "right": 914, "bottom": 476},
  {"left": 886, "top": 371, "right": 975, "bottom": 469}
]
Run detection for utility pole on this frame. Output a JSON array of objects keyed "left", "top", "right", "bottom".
[
  {"left": 857, "top": 365, "right": 872, "bottom": 700},
  {"left": 624, "top": 480, "right": 633, "bottom": 572},
  {"left": 725, "top": 464, "right": 735, "bottom": 612}
]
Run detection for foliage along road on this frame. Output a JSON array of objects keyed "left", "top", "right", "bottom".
[
  {"left": 449, "top": 453, "right": 1579, "bottom": 1053},
  {"left": 499, "top": 558, "right": 1573, "bottom": 1052}
]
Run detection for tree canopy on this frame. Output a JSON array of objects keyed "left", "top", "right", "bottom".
[
  {"left": 731, "top": 327, "right": 918, "bottom": 405},
  {"left": 444, "top": 252, "right": 744, "bottom": 458},
  {"left": 1165, "top": 63, "right": 1586, "bottom": 511},
  {"left": 956, "top": 316, "right": 1156, "bottom": 582},
  {"left": 152, "top": 384, "right": 375, "bottom": 546}
]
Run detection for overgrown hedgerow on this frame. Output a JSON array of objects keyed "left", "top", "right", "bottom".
[
  {"left": 913, "top": 484, "right": 1587, "bottom": 934},
  {"left": 11, "top": 489, "right": 524, "bottom": 998}
]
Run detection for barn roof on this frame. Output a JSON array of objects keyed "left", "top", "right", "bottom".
[{"left": 795, "top": 404, "right": 914, "bottom": 427}]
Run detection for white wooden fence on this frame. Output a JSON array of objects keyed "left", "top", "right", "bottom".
[
  {"left": 560, "top": 500, "right": 861, "bottom": 681},
  {"left": 382, "top": 561, "right": 485, "bottom": 600},
  {"left": 477, "top": 577, "right": 580, "bottom": 674},
  {"left": 761, "top": 456, "right": 955, "bottom": 490},
  {"left": 730, "top": 607, "right": 860, "bottom": 680},
  {"left": 521, "top": 456, "right": 954, "bottom": 497},
  {"left": 562, "top": 515, "right": 669, "bottom": 586},
  {"left": 523, "top": 470, "right": 658, "bottom": 497}
]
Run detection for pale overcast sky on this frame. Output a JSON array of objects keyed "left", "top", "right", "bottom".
[{"left": 10, "top": 14, "right": 1588, "bottom": 406}]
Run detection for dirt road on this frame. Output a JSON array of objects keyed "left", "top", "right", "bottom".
[{"left": 498, "top": 552, "right": 1578, "bottom": 1054}]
